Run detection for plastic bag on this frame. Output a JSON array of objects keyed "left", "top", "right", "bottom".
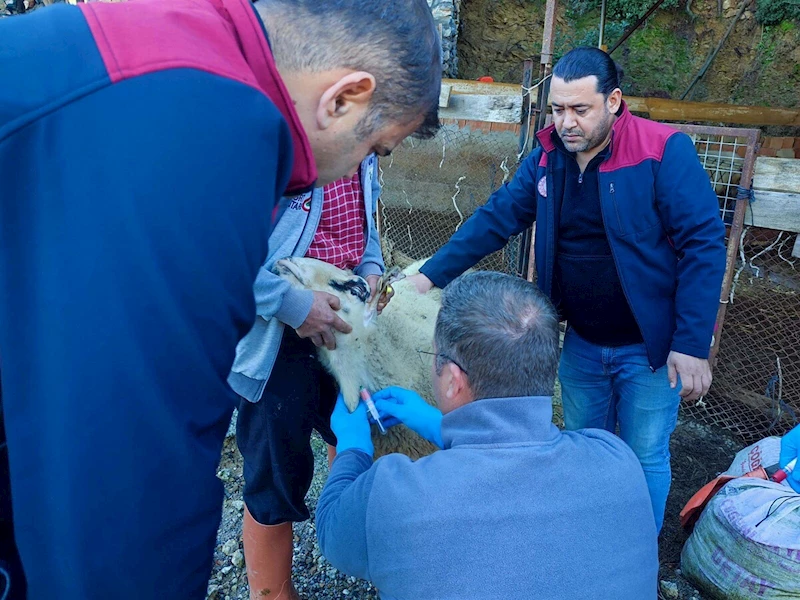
[
  {"left": 680, "top": 436, "right": 791, "bottom": 529},
  {"left": 725, "top": 436, "right": 783, "bottom": 477},
  {"left": 681, "top": 478, "right": 800, "bottom": 600}
]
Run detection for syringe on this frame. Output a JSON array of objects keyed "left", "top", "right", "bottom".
[
  {"left": 772, "top": 457, "right": 797, "bottom": 484},
  {"left": 359, "top": 387, "right": 387, "bottom": 435}
]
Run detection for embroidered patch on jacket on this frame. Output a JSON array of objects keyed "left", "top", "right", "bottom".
[
  {"left": 538, "top": 176, "right": 547, "bottom": 198},
  {"left": 288, "top": 193, "right": 312, "bottom": 211}
]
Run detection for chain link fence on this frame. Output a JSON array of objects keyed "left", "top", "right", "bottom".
[
  {"left": 665, "top": 126, "right": 800, "bottom": 443},
  {"left": 377, "top": 120, "right": 525, "bottom": 276},
  {"left": 687, "top": 226, "right": 800, "bottom": 442}
]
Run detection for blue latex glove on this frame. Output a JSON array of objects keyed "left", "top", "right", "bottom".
[
  {"left": 330, "top": 392, "right": 374, "bottom": 457},
  {"left": 779, "top": 424, "right": 800, "bottom": 493},
  {"left": 372, "top": 386, "right": 444, "bottom": 449}
]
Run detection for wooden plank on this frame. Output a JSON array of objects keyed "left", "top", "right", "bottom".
[
  {"left": 746, "top": 190, "right": 800, "bottom": 233},
  {"left": 624, "top": 97, "right": 800, "bottom": 127},
  {"left": 443, "top": 78, "right": 521, "bottom": 97},
  {"left": 793, "top": 235, "right": 800, "bottom": 259},
  {"left": 735, "top": 389, "right": 797, "bottom": 425},
  {"left": 440, "top": 93, "right": 522, "bottom": 124},
  {"left": 753, "top": 157, "right": 800, "bottom": 194},
  {"left": 441, "top": 79, "right": 800, "bottom": 127},
  {"left": 439, "top": 84, "right": 452, "bottom": 109}
]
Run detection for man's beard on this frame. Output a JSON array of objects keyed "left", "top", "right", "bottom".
[{"left": 559, "top": 109, "right": 613, "bottom": 153}]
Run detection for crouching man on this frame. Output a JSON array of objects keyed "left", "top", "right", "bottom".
[{"left": 315, "top": 271, "right": 659, "bottom": 599}]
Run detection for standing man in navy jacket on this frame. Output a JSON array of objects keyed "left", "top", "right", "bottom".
[
  {"left": 0, "top": 0, "right": 441, "bottom": 598},
  {"left": 407, "top": 47, "right": 726, "bottom": 532}
]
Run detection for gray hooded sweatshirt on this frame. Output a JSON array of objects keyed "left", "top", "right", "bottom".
[{"left": 229, "top": 154, "right": 384, "bottom": 402}]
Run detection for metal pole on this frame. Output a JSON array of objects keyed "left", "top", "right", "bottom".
[
  {"left": 598, "top": 0, "right": 607, "bottom": 49},
  {"left": 522, "top": 0, "right": 558, "bottom": 281},
  {"left": 608, "top": 0, "right": 667, "bottom": 55},
  {"left": 518, "top": 59, "right": 535, "bottom": 160}
]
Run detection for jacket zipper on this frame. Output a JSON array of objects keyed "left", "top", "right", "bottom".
[
  {"left": 546, "top": 164, "right": 556, "bottom": 297},
  {"left": 602, "top": 179, "right": 656, "bottom": 372}
]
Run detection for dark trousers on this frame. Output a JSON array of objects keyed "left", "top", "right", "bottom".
[{"left": 236, "top": 331, "right": 338, "bottom": 525}]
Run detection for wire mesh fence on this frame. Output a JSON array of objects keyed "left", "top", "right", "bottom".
[
  {"left": 667, "top": 126, "right": 800, "bottom": 442},
  {"left": 686, "top": 227, "right": 800, "bottom": 442},
  {"left": 377, "top": 120, "right": 525, "bottom": 276}
]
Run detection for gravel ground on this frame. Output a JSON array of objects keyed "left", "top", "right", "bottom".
[
  {"left": 208, "top": 412, "right": 379, "bottom": 600},
  {"left": 209, "top": 400, "right": 746, "bottom": 600}
]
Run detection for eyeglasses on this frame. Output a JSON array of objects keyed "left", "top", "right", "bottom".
[{"left": 416, "top": 350, "right": 469, "bottom": 376}]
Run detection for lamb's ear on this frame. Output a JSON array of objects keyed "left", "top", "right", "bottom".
[
  {"left": 272, "top": 258, "right": 308, "bottom": 287},
  {"left": 377, "top": 266, "right": 405, "bottom": 298},
  {"left": 364, "top": 267, "right": 405, "bottom": 325}
]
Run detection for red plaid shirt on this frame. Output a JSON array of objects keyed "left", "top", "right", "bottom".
[{"left": 306, "top": 172, "right": 367, "bottom": 270}]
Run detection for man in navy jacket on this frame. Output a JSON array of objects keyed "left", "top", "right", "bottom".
[
  {"left": 407, "top": 47, "right": 726, "bottom": 532},
  {"left": 0, "top": 0, "right": 441, "bottom": 598}
]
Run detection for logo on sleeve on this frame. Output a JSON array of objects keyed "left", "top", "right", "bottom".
[
  {"left": 537, "top": 176, "right": 547, "bottom": 198},
  {"left": 288, "top": 192, "right": 313, "bottom": 211}
]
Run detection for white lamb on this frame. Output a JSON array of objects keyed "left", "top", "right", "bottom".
[{"left": 272, "top": 257, "right": 442, "bottom": 459}]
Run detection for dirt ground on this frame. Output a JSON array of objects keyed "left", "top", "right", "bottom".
[
  {"left": 209, "top": 399, "right": 746, "bottom": 600},
  {"left": 658, "top": 415, "right": 742, "bottom": 600}
]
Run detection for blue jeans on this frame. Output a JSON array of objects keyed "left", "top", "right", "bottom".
[{"left": 558, "top": 328, "right": 680, "bottom": 533}]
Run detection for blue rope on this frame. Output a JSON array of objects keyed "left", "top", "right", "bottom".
[{"left": 765, "top": 374, "right": 799, "bottom": 432}]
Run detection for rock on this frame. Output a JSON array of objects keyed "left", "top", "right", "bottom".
[
  {"left": 216, "top": 468, "right": 232, "bottom": 482},
  {"left": 232, "top": 500, "right": 245, "bottom": 512},
  {"left": 225, "top": 410, "right": 237, "bottom": 438},
  {"left": 207, "top": 584, "right": 220, "bottom": 600},
  {"left": 660, "top": 580, "right": 679, "bottom": 599},
  {"left": 426, "top": 0, "right": 459, "bottom": 77},
  {"left": 221, "top": 539, "right": 238, "bottom": 556},
  {"left": 221, "top": 566, "right": 233, "bottom": 575},
  {"left": 231, "top": 549, "right": 245, "bottom": 568}
]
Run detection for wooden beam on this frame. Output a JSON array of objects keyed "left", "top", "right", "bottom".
[
  {"left": 443, "top": 78, "right": 521, "bottom": 97},
  {"left": 440, "top": 93, "right": 523, "bottom": 124},
  {"left": 792, "top": 234, "right": 800, "bottom": 259},
  {"left": 746, "top": 190, "right": 800, "bottom": 233},
  {"left": 617, "top": 97, "right": 800, "bottom": 127},
  {"left": 748, "top": 157, "right": 800, "bottom": 233},
  {"left": 439, "top": 84, "right": 452, "bottom": 109},
  {"left": 735, "top": 389, "right": 797, "bottom": 426},
  {"left": 753, "top": 157, "right": 800, "bottom": 194},
  {"left": 440, "top": 80, "right": 800, "bottom": 128}
]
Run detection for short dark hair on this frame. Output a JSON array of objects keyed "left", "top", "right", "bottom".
[
  {"left": 433, "top": 271, "right": 560, "bottom": 400},
  {"left": 553, "top": 47, "right": 624, "bottom": 98},
  {"left": 256, "top": 0, "right": 442, "bottom": 139}
]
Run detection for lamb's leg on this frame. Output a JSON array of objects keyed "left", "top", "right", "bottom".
[{"left": 338, "top": 378, "right": 362, "bottom": 412}]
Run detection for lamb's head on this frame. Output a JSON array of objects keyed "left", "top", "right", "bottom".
[
  {"left": 273, "top": 257, "right": 371, "bottom": 317},
  {"left": 272, "top": 257, "right": 410, "bottom": 413},
  {"left": 273, "top": 257, "right": 404, "bottom": 327}
]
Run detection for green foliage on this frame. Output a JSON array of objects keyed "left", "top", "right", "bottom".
[
  {"left": 567, "top": 0, "right": 681, "bottom": 21},
  {"left": 622, "top": 22, "right": 694, "bottom": 96},
  {"left": 755, "top": 0, "right": 800, "bottom": 26}
]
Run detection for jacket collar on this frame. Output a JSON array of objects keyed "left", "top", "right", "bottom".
[
  {"left": 216, "top": 0, "right": 317, "bottom": 194},
  {"left": 441, "top": 396, "right": 560, "bottom": 449},
  {"left": 535, "top": 100, "right": 632, "bottom": 156}
]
